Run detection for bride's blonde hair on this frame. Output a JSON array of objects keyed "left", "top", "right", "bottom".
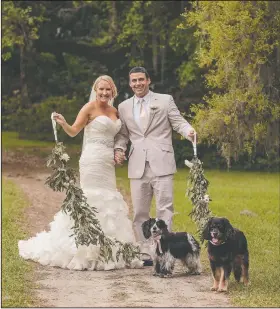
[{"left": 90, "top": 75, "right": 118, "bottom": 106}]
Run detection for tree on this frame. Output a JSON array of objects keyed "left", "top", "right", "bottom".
[
  {"left": 181, "top": 1, "right": 280, "bottom": 168},
  {"left": 2, "top": 1, "right": 45, "bottom": 108}
]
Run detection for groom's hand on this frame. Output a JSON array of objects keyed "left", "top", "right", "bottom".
[
  {"left": 187, "top": 129, "right": 196, "bottom": 143},
  {"left": 114, "top": 149, "right": 126, "bottom": 165}
]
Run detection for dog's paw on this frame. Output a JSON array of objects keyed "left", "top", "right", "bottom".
[
  {"left": 190, "top": 271, "right": 201, "bottom": 275},
  {"left": 186, "top": 270, "right": 201, "bottom": 276},
  {"left": 217, "top": 288, "right": 228, "bottom": 293},
  {"left": 165, "top": 273, "right": 172, "bottom": 278},
  {"left": 153, "top": 272, "right": 160, "bottom": 277},
  {"left": 159, "top": 273, "right": 172, "bottom": 278}
]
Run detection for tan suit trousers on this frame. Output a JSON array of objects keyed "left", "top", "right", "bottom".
[{"left": 130, "top": 162, "right": 174, "bottom": 242}]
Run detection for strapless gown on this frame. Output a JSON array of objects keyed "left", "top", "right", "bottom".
[{"left": 18, "top": 115, "right": 143, "bottom": 270}]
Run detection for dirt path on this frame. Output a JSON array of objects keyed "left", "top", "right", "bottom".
[{"left": 3, "top": 154, "right": 230, "bottom": 307}]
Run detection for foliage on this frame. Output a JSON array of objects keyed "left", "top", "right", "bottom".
[
  {"left": 16, "top": 96, "right": 84, "bottom": 143},
  {"left": 24, "top": 52, "right": 107, "bottom": 103},
  {"left": 116, "top": 0, "right": 202, "bottom": 94},
  {"left": 2, "top": 179, "right": 39, "bottom": 307},
  {"left": 181, "top": 1, "right": 280, "bottom": 168},
  {"left": 1, "top": 2, "right": 45, "bottom": 60},
  {"left": 45, "top": 142, "right": 141, "bottom": 265},
  {"left": 185, "top": 157, "right": 212, "bottom": 241},
  {"left": 1, "top": 95, "right": 21, "bottom": 131},
  {"left": 173, "top": 137, "right": 195, "bottom": 168},
  {"left": 2, "top": 1, "right": 279, "bottom": 170}
]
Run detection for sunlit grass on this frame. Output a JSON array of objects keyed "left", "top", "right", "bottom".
[
  {"left": 116, "top": 165, "right": 280, "bottom": 307},
  {"left": 2, "top": 178, "right": 40, "bottom": 307},
  {"left": 2, "top": 132, "right": 53, "bottom": 149},
  {"left": 2, "top": 131, "right": 81, "bottom": 166},
  {"left": 3, "top": 131, "right": 279, "bottom": 307}
]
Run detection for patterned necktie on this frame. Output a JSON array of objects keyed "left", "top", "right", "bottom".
[{"left": 139, "top": 98, "right": 148, "bottom": 132}]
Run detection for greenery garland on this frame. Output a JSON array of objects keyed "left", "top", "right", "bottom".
[
  {"left": 45, "top": 142, "right": 140, "bottom": 265},
  {"left": 185, "top": 157, "right": 213, "bottom": 242}
]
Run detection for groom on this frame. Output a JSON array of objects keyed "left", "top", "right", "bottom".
[{"left": 114, "top": 67, "right": 196, "bottom": 259}]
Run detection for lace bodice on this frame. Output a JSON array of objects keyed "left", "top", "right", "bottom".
[
  {"left": 83, "top": 115, "right": 121, "bottom": 149},
  {"left": 79, "top": 115, "right": 122, "bottom": 192}
]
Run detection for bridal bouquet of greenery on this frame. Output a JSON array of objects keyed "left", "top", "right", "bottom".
[
  {"left": 45, "top": 114, "right": 140, "bottom": 264},
  {"left": 185, "top": 136, "right": 213, "bottom": 241}
]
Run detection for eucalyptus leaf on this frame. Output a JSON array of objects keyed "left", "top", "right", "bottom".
[
  {"left": 46, "top": 142, "right": 141, "bottom": 265},
  {"left": 186, "top": 157, "right": 213, "bottom": 241}
]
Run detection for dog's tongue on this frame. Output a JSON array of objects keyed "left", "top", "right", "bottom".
[{"left": 211, "top": 238, "right": 219, "bottom": 244}]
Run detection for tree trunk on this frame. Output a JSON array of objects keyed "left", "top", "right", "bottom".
[
  {"left": 160, "top": 38, "right": 166, "bottom": 84},
  {"left": 181, "top": 0, "right": 185, "bottom": 12},
  {"left": 152, "top": 29, "right": 158, "bottom": 76},
  {"left": 19, "top": 45, "right": 30, "bottom": 108}
]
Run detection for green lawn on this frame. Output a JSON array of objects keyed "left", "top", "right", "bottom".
[
  {"left": 2, "top": 178, "right": 39, "bottom": 308},
  {"left": 2, "top": 132, "right": 53, "bottom": 149},
  {"left": 116, "top": 166, "right": 280, "bottom": 308},
  {"left": 2, "top": 131, "right": 81, "bottom": 166},
  {"left": 3, "top": 131, "right": 279, "bottom": 307}
]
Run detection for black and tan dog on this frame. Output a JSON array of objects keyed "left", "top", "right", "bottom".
[
  {"left": 142, "top": 218, "right": 202, "bottom": 278},
  {"left": 203, "top": 217, "right": 249, "bottom": 292}
]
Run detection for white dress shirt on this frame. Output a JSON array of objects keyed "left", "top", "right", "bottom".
[{"left": 133, "top": 91, "right": 151, "bottom": 128}]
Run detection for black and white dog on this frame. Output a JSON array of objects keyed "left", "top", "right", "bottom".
[{"left": 142, "top": 218, "right": 202, "bottom": 277}]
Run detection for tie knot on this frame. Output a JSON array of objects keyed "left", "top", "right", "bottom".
[{"left": 138, "top": 98, "right": 145, "bottom": 105}]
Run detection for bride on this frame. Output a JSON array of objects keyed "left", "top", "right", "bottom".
[{"left": 18, "top": 75, "right": 144, "bottom": 270}]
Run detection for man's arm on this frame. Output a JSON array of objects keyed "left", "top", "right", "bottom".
[
  {"left": 114, "top": 104, "right": 130, "bottom": 164},
  {"left": 167, "top": 95, "right": 196, "bottom": 142},
  {"left": 114, "top": 104, "right": 130, "bottom": 151}
]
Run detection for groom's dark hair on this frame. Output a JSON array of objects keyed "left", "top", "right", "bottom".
[{"left": 129, "top": 67, "right": 150, "bottom": 79}]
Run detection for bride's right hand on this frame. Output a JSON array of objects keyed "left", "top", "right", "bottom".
[{"left": 53, "top": 112, "right": 66, "bottom": 126}]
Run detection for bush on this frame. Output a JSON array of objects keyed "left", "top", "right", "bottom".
[
  {"left": 173, "top": 135, "right": 227, "bottom": 169},
  {"left": 2, "top": 95, "right": 21, "bottom": 131},
  {"left": 17, "top": 96, "right": 84, "bottom": 144}
]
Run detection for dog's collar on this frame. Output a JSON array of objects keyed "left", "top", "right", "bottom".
[{"left": 209, "top": 240, "right": 225, "bottom": 246}]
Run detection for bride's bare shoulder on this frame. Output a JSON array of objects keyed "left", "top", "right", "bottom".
[
  {"left": 110, "top": 106, "right": 117, "bottom": 113},
  {"left": 86, "top": 100, "right": 96, "bottom": 107},
  {"left": 82, "top": 101, "right": 96, "bottom": 112}
]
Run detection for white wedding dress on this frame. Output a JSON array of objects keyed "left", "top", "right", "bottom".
[{"left": 18, "top": 115, "right": 143, "bottom": 270}]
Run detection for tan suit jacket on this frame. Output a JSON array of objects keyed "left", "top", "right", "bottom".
[{"left": 114, "top": 91, "right": 194, "bottom": 179}]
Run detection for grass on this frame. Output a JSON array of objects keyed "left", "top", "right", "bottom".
[
  {"left": 2, "top": 132, "right": 54, "bottom": 149},
  {"left": 116, "top": 165, "right": 280, "bottom": 308},
  {"left": 2, "top": 131, "right": 81, "bottom": 167},
  {"left": 2, "top": 178, "right": 39, "bottom": 307},
  {"left": 3, "top": 131, "right": 279, "bottom": 307}
]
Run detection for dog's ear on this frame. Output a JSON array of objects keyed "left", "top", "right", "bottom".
[
  {"left": 142, "top": 218, "right": 153, "bottom": 239},
  {"left": 223, "top": 218, "right": 235, "bottom": 240},
  {"left": 202, "top": 217, "right": 213, "bottom": 240},
  {"left": 157, "top": 219, "right": 168, "bottom": 230}
]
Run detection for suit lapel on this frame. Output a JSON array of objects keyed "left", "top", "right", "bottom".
[
  {"left": 143, "top": 91, "right": 158, "bottom": 134},
  {"left": 126, "top": 91, "right": 159, "bottom": 134},
  {"left": 125, "top": 96, "right": 140, "bottom": 130}
]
